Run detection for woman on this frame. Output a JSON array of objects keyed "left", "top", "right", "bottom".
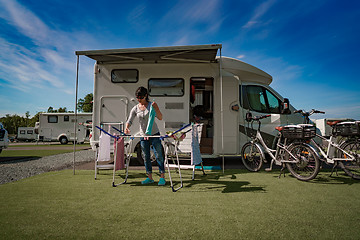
[{"left": 124, "top": 87, "right": 166, "bottom": 185}]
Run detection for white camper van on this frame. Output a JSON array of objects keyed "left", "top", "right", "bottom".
[
  {"left": 76, "top": 44, "right": 303, "bottom": 162},
  {"left": 0, "top": 122, "right": 9, "bottom": 153},
  {"left": 17, "top": 127, "right": 37, "bottom": 142},
  {"left": 36, "top": 113, "right": 92, "bottom": 144}
]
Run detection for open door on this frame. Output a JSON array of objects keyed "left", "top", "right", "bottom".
[
  {"left": 221, "top": 76, "right": 239, "bottom": 153},
  {"left": 190, "top": 77, "right": 214, "bottom": 154}
]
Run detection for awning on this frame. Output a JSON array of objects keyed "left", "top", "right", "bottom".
[{"left": 75, "top": 44, "right": 222, "bottom": 64}]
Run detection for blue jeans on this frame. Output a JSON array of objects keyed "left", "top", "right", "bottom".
[{"left": 140, "top": 133, "right": 165, "bottom": 174}]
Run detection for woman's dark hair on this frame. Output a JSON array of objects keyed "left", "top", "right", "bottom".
[{"left": 135, "top": 86, "right": 149, "bottom": 101}]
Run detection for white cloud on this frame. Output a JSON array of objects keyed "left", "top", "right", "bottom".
[
  {"left": 242, "top": 0, "right": 277, "bottom": 29},
  {"left": 0, "top": 0, "right": 50, "bottom": 45},
  {"left": 160, "top": 0, "right": 223, "bottom": 36},
  {"left": 0, "top": 0, "right": 93, "bottom": 100},
  {"left": 183, "top": 0, "right": 219, "bottom": 22},
  {"left": 41, "top": 49, "right": 74, "bottom": 72}
]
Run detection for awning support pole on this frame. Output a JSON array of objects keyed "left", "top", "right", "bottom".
[
  {"left": 73, "top": 55, "right": 79, "bottom": 175},
  {"left": 219, "top": 48, "right": 224, "bottom": 174}
]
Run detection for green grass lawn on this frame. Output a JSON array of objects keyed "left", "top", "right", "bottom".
[
  {"left": 8, "top": 143, "right": 90, "bottom": 148},
  {"left": 2, "top": 144, "right": 91, "bottom": 158},
  {"left": 1, "top": 169, "right": 360, "bottom": 239}
]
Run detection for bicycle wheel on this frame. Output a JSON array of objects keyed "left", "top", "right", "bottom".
[
  {"left": 338, "top": 139, "right": 360, "bottom": 179},
  {"left": 286, "top": 143, "right": 320, "bottom": 181},
  {"left": 241, "top": 142, "right": 264, "bottom": 172}
]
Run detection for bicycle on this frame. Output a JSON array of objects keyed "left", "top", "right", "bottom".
[
  {"left": 295, "top": 109, "right": 360, "bottom": 179},
  {"left": 241, "top": 113, "right": 320, "bottom": 181}
]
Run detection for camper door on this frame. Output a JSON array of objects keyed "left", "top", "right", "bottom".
[{"left": 100, "top": 96, "right": 129, "bottom": 127}]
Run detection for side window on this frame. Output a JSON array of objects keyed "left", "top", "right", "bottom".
[
  {"left": 266, "top": 90, "right": 281, "bottom": 113},
  {"left": 48, "top": 116, "right": 58, "bottom": 123},
  {"left": 148, "top": 78, "right": 184, "bottom": 96},
  {"left": 246, "top": 86, "right": 268, "bottom": 113},
  {"left": 64, "top": 115, "right": 69, "bottom": 122},
  {"left": 241, "top": 85, "right": 281, "bottom": 114},
  {"left": 27, "top": 130, "right": 33, "bottom": 134},
  {"left": 111, "top": 69, "right": 138, "bottom": 83},
  {"left": 20, "top": 130, "right": 25, "bottom": 134}
]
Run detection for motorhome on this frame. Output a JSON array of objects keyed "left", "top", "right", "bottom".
[
  {"left": 35, "top": 113, "right": 92, "bottom": 144},
  {"left": 0, "top": 122, "right": 9, "bottom": 153},
  {"left": 76, "top": 44, "right": 303, "bottom": 162},
  {"left": 17, "top": 127, "right": 37, "bottom": 142}
]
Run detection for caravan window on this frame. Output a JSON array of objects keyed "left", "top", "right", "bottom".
[
  {"left": 111, "top": 69, "right": 138, "bottom": 83},
  {"left": 241, "top": 85, "right": 281, "bottom": 114},
  {"left": 48, "top": 115, "right": 58, "bottom": 123},
  {"left": 148, "top": 79, "right": 184, "bottom": 96},
  {"left": 27, "top": 130, "right": 33, "bottom": 134},
  {"left": 64, "top": 115, "right": 69, "bottom": 122},
  {"left": 20, "top": 130, "right": 25, "bottom": 134}
]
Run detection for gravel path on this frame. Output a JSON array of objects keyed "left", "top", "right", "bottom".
[{"left": 0, "top": 149, "right": 95, "bottom": 185}]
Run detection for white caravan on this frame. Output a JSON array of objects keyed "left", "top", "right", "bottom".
[
  {"left": 315, "top": 118, "right": 354, "bottom": 137},
  {"left": 76, "top": 44, "right": 303, "bottom": 162},
  {"left": 17, "top": 127, "right": 37, "bottom": 142},
  {"left": 36, "top": 113, "right": 92, "bottom": 144},
  {"left": 0, "top": 122, "right": 9, "bottom": 153}
]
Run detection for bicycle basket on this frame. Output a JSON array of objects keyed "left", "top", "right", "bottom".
[
  {"left": 282, "top": 124, "right": 316, "bottom": 139},
  {"left": 332, "top": 121, "right": 360, "bottom": 136}
]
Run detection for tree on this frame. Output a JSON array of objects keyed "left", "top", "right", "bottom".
[
  {"left": 25, "top": 111, "right": 30, "bottom": 126},
  {"left": 58, "top": 107, "right": 67, "bottom": 113},
  {"left": 77, "top": 93, "right": 93, "bottom": 112},
  {"left": 47, "top": 107, "right": 71, "bottom": 113},
  {"left": 29, "top": 112, "right": 41, "bottom": 127}
]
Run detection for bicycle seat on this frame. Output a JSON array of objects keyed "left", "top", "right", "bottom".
[
  {"left": 275, "top": 126, "right": 283, "bottom": 132},
  {"left": 326, "top": 120, "right": 341, "bottom": 126}
]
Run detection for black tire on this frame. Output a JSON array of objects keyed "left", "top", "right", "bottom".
[
  {"left": 241, "top": 142, "right": 264, "bottom": 172},
  {"left": 59, "top": 136, "right": 68, "bottom": 145},
  {"left": 337, "top": 140, "right": 360, "bottom": 180},
  {"left": 286, "top": 143, "right": 320, "bottom": 181}
]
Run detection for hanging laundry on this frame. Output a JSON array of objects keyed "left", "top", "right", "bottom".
[
  {"left": 97, "top": 131, "right": 111, "bottom": 162},
  {"left": 114, "top": 137, "right": 125, "bottom": 170},
  {"left": 145, "top": 103, "right": 156, "bottom": 135},
  {"left": 191, "top": 124, "right": 202, "bottom": 165}
]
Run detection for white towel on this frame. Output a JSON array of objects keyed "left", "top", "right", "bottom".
[
  {"left": 191, "top": 124, "right": 202, "bottom": 165},
  {"left": 97, "top": 131, "right": 111, "bottom": 162}
]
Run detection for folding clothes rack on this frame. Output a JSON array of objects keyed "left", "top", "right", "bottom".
[{"left": 96, "top": 123, "right": 205, "bottom": 192}]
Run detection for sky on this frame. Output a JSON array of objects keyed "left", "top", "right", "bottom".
[{"left": 0, "top": 0, "right": 359, "bottom": 120}]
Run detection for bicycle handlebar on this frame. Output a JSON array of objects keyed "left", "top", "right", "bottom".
[
  {"left": 294, "top": 109, "right": 325, "bottom": 116},
  {"left": 294, "top": 109, "right": 325, "bottom": 124}
]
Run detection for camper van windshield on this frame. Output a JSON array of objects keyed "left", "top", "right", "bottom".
[
  {"left": 148, "top": 78, "right": 184, "bottom": 96},
  {"left": 242, "top": 85, "right": 281, "bottom": 114}
]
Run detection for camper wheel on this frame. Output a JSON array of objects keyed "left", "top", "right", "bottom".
[{"left": 59, "top": 136, "right": 68, "bottom": 145}]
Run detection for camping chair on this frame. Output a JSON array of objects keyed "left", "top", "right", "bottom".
[{"left": 164, "top": 123, "right": 205, "bottom": 192}]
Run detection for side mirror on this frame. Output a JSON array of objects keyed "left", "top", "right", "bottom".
[
  {"left": 246, "top": 112, "right": 253, "bottom": 122},
  {"left": 281, "top": 98, "right": 291, "bottom": 114}
]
